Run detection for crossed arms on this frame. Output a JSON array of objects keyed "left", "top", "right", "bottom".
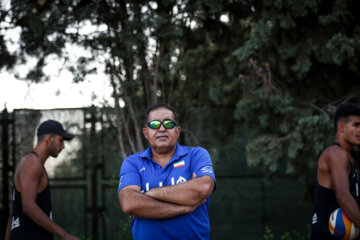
[{"left": 118, "top": 174, "right": 215, "bottom": 219}]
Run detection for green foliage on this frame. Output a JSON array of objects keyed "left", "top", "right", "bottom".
[
  {"left": 230, "top": 0, "right": 360, "bottom": 190},
  {"left": 2, "top": 0, "right": 360, "bottom": 239},
  {"left": 1, "top": 0, "right": 360, "bottom": 198},
  {"left": 102, "top": 211, "right": 131, "bottom": 240},
  {"left": 261, "top": 226, "right": 310, "bottom": 240},
  {"left": 101, "top": 175, "right": 132, "bottom": 240},
  {"left": 262, "top": 226, "right": 275, "bottom": 240},
  {"left": 235, "top": 84, "right": 334, "bottom": 179},
  {"left": 324, "top": 33, "right": 356, "bottom": 65}
]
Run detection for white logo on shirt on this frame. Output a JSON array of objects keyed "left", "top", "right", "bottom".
[
  {"left": 119, "top": 175, "right": 124, "bottom": 188},
  {"left": 201, "top": 166, "right": 213, "bottom": 174},
  {"left": 144, "top": 176, "right": 187, "bottom": 192},
  {"left": 11, "top": 217, "right": 20, "bottom": 230},
  {"left": 312, "top": 213, "right": 317, "bottom": 224},
  {"left": 176, "top": 176, "right": 187, "bottom": 184}
]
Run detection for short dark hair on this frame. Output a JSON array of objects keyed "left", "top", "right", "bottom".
[
  {"left": 334, "top": 102, "right": 360, "bottom": 131},
  {"left": 37, "top": 134, "right": 55, "bottom": 143},
  {"left": 144, "top": 102, "right": 179, "bottom": 125}
]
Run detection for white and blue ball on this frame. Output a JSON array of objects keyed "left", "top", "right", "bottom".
[{"left": 329, "top": 208, "right": 359, "bottom": 240}]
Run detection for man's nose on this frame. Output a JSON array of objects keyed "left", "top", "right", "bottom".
[{"left": 158, "top": 123, "right": 166, "bottom": 131}]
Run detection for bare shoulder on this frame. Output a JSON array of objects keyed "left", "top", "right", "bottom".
[
  {"left": 15, "top": 153, "right": 44, "bottom": 185},
  {"left": 322, "top": 145, "right": 348, "bottom": 167},
  {"left": 17, "top": 153, "right": 42, "bottom": 171},
  {"left": 318, "top": 145, "right": 349, "bottom": 188}
]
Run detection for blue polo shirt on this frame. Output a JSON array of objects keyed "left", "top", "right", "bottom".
[{"left": 118, "top": 143, "right": 216, "bottom": 240}]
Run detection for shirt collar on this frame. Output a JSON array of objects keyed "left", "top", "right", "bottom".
[{"left": 140, "top": 143, "right": 188, "bottom": 161}]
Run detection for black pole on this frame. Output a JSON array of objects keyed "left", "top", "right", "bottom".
[
  {"left": 90, "top": 108, "right": 98, "bottom": 240},
  {"left": 2, "top": 108, "right": 10, "bottom": 232},
  {"left": 11, "top": 110, "right": 16, "bottom": 179}
]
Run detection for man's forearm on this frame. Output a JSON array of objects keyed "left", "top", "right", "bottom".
[
  {"left": 119, "top": 187, "right": 197, "bottom": 219},
  {"left": 22, "top": 202, "right": 68, "bottom": 237},
  {"left": 130, "top": 198, "right": 196, "bottom": 219},
  {"left": 337, "top": 191, "right": 360, "bottom": 227},
  {"left": 5, "top": 216, "right": 11, "bottom": 240},
  {"left": 145, "top": 176, "right": 214, "bottom": 206}
]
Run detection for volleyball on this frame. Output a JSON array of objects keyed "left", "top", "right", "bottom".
[{"left": 329, "top": 208, "right": 359, "bottom": 240}]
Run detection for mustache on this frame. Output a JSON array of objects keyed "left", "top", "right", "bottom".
[{"left": 156, "top": 133, "right": 169, "bottom": 138}]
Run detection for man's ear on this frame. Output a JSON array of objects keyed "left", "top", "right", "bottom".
[
  {"left": 142, "top": 127, "right": 148, "bottom": 140},
  {"left": 45, "top": 135, "right": 53, "bottom": 144},
  {"left": 176, "top": 126, "right": 181, "bottom": 137},
  {"left": 337, "top": 121, "right": 345, "bottom": 134}
]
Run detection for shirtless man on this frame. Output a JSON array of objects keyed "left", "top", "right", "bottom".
[
  {"left": 5, "top": 120, "right": 80, "bottom": 240},
  {"left": 311, "top": 103, "right": 360, "bottom": 239}
]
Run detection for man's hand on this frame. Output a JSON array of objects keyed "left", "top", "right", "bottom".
[{"left": 61, "top": 233, "right": 80, "bottom": 240}]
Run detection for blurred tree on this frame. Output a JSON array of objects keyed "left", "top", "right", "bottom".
[
  {"left": 232, "top": 0, "right": 360, "bottom": 196},
  {"left": 0, "top": 0, "right": 250, "bottom": 158},
  {"left": 0, "top": 0, "right": 360, "bottom": 195}
]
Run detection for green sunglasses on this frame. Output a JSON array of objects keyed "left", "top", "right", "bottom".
[{"left": 147, "top": 119, "right": 177, "bottom": 129}]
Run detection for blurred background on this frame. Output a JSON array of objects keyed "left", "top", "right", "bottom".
[{"left": 0, "top": 0, "right": 359, "bottom": 239}]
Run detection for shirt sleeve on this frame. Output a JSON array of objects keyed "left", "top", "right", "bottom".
[
  {"left": 117, "top": 155, "right": 142, "bottom": 193},
  {"left": 191, "top": 147, "right": 216, "bottom": 191}
]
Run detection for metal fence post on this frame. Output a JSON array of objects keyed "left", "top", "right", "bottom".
[
  {"left": 1, "top": 108, "right": 10, "bottom": 233},
  {"left": 84, "top": 106, "right": 100, "bottom": 240}
]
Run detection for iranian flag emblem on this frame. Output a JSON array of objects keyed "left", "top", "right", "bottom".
[{"left": 173, "top": 160, "right": 185, "bottom": 168}]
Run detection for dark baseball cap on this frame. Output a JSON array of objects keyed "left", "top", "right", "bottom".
[{"left": 37, "top": 120, "right": 75, "bottom": 141}]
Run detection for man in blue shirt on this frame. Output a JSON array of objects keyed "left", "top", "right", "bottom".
[{"left": 118, "top": 103, "right": 216, "bottom": 240}]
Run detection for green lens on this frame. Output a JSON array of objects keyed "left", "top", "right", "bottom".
[
  {"left": 149, "top": 121, "right": 161, "bottom": 129},
  {"left": 163, "top": 120, "right": 176, "bottom": 129}
]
